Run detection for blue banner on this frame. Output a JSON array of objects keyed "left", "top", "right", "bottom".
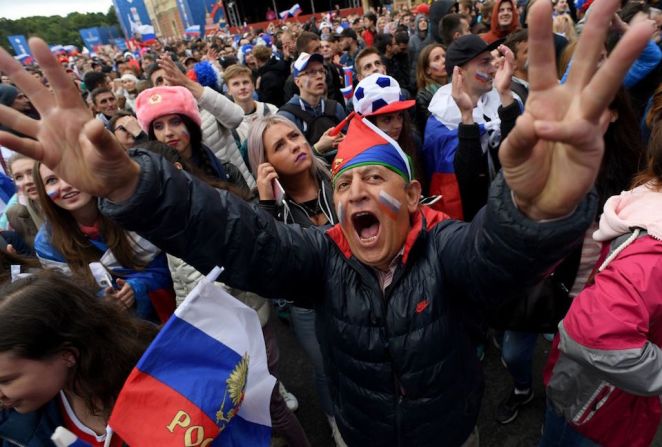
[
  {"left": 112, "top": 0, "right": 153, "bottom": 39},
  {"left": 176, "top": 0, "right": 195, "bottom": 29},
  {"left": 7, "top": 35, "right": 31, "bottom": 57},
  {"left": 113, "top": 38, "right": 128, "bottom": 51},
  {"left": 79, "top": 27, "right": 102, "bottom": 51}
]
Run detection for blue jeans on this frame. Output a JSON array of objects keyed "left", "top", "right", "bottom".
[
  {"left": 502, "top": 330, "right": 538, "bottom": 389},
  {"left": 539, "top": 402, "right": 599, "bottom": 447},
  {"left": 290, "top": 306, "right": 333, "bottom": 416}
]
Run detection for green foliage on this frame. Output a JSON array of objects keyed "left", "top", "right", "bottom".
[{"left": 0, "top": 6, "right": 120, "bottom": 55}]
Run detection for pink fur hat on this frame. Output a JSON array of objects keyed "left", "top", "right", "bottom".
[{"left": 135, "top": 86, "right": 202, "bottom": 132}]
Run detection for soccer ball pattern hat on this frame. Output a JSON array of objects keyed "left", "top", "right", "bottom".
[{"left": 352, "top": 73, "right": 415, "bottom": 117}]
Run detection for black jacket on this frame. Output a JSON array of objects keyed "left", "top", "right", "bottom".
[
  {"left": 100, "top": 150, "right": 597, "bottom": 446},
  {"left": 454, "top": 101, "right": 520, "bottom": 221},
  {"left": 259, "top": 174, "right": 337, "bottom": 228},
  {"left": 386, "top": 53, "right": 414, "bottom": 94},
  {"left": 257, "top": 57, "right": 291, "bottom": 107}
]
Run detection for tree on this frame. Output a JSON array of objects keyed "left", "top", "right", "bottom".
[{"left": 0, "top": 10, "right": 121, "bottom": 55}]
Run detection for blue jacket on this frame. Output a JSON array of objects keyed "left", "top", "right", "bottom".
[
  {"left": 99, "top": 150, "right": 597, "bottom": 446},
  {"left": 34, "top": 225, "right": 175, "bottom": 323},
  {"left": 0, "top": 400, "right": 61, "bottom": 447}
]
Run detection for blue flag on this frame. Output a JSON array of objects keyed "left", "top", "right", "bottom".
[{"left": 7, "top": 35, "right": 31, "bottom": 57}]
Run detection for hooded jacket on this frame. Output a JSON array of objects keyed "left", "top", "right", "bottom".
[
  {"left": 99, "top": 149, "right": 595, "bottom": 446},
  {"left": 34, "top": 225, "right": 176, "bottom": 323},
  {"left": 423, "top": 0, "right": 458, "bottom": 46},
  {"left": 408, "top": 14, "right": 430, "bottom": 66},
  {"left": 479, "top": 0, "right": 521, "bottom": 44},
  {"left": 1, "top": 399, "right": 63, "bottom": 447},
  {"left": 197, "top": 87, "right": 256, "bottom": 189},
  {"left": 256, "top": 56, "right": 291, "bottom": 107},
  {"left": 545, "top": 183, "right": 662, "bottom": 447}
]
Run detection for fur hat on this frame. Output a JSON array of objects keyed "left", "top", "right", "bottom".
[{"left": 135, "top": 86, "right": 201, "bottom": 132}]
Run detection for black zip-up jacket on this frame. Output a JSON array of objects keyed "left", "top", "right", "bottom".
[
  {"left": 454, "top": 101, "right": 520, "bottom": 221},
  {"left": 258, "top": 174, "right": 337, "bottom": 229},
  {"left": 100, "top": 150, "right": 597, "bottom": 446},
  {"left": 256, "top": 57, "right": 290, "bottom": 107}
]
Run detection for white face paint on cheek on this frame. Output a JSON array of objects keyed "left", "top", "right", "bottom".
[
  {"left": 475, "top": 70, "right": 492, "bottom": 82},
  {"left": 46, "top": 188, "right": 60, "bottom": 200},
  {"left": 336, "top": 201, "right": 345, "bottom": 225},
  {"left": 378, "top": 190, "right": 402, "bottom": 221}
]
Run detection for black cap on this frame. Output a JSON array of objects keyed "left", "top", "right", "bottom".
[
  {"left": 445, "top": 34, "right": 504, "bottom": 76},
  {"left": 339, "top": 28, "right": 358, "bottom": 41}
]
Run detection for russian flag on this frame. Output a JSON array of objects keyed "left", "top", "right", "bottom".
[
  {"left": 49, "top": 45, "right": 65, "bottom": 54},
  {"left": 185, "top": 25, "right": 201, "bottom": 37},
  {"left": 51, "top": 427, "right": 92, "bottom": 447},
  {"left": 280, "top": 3, "right": 302, "bottom": 19},
  {"left": 108, "top": 267, "right": 276, "bottom": 446},
  {"left": 136, "top": 24, "right": 157, "bottom": 45},
  {"left": 340, "top": 85, "right": 353, "bottom": 101},
  {"left": 14, "top": 54, "right": 33, "bottom": 65}
]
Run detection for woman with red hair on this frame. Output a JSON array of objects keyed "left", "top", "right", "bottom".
[{"left": 480, "top": 0, "right": 521, "bottom": 44}]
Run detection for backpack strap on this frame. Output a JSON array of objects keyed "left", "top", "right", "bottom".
[
  {"left": 323, "top": 99, "right": 338, "bottom": 119},
  {"left": 278, "top": 103, "right": 315, "bottom": 125}
]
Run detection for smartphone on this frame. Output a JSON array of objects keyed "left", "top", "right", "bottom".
[
  {"left": 89, "top": 262, "right": 118, "bottom": 290},
  {"left": 272, "top": 178, "right": 285, "bottom": 206}
]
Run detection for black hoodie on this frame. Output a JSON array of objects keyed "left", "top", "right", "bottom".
[{"left": 256, "top": 56, "right": 291, "bottom": 107}]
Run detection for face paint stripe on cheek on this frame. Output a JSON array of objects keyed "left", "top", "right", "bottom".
[
  {"left": 337, "top": 201, "right": 345, "bottom": 225},
  {"left": 47, "top": 190, "right": 60, "bottom": 200},
  {"left": 378, "top": 190, "right": 401, "bottom": 221},
  {"left": 475, "top": 71, "right": 491, "bottom": 82}
]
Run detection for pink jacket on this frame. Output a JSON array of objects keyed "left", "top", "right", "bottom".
[{"left": 544, "top": 183, "right": 662, "bottom": 447}]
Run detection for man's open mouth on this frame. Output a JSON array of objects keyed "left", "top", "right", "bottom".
[{"left": 352, "top": 211, "right": 380, "bottom": 243}]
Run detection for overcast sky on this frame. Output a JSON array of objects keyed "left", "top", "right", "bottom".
[{"left": 1, "top": 0, "right": 114, "bottom": 20}]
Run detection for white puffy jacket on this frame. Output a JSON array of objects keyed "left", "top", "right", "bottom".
[
  {"left": 167, "top": 254, "right": 270, "bottom": 326},
  {"left": 198, "top": 87, "right": 256, "bottom": 189}
]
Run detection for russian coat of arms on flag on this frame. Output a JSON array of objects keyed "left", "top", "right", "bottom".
[{"left": 108, "top": 267, "right": 276, "bottom": 446}]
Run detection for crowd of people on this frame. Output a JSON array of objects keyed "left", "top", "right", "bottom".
[{"left": 0, "top": 0, "right": 661, "bottom": 445}]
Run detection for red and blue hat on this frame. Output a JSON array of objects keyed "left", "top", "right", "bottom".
[
  {"left": 331, "top": 114, "right": 412, "bottom": 183},
  {"left": 352, "top": 73, "right": 415, "bottom": 117}
]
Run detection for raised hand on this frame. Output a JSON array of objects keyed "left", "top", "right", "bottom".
[
  {"left": 493, "top": 44, "right": 514, "bottom": 106},
  {"left": 158, "top": 55, "right": 204, "bottom": 98},
  {"left": 451, "top": 66, "right": 475, "bottom": 124},
  {"left": 205, "top": 47, "right": 219, "bottom": 62},
  {"left": 500, "top": 0, "right": 654, "bottom": 220},
  {"left": 256, "top": 162, "right": 279, "bottom": 201},
  {"left": 0, "top": 38, "right": 140, "bottom": 202}
]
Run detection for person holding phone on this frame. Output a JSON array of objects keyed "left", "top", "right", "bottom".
[
  {"left": 134, "top": 85, "right": 249, "bottom": 192},
  {"left": 31, "top": 162, "right": 176, "bottom": 323},
  {"left": 247, "top": 115, "right": 344, "bottom": 446}
]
